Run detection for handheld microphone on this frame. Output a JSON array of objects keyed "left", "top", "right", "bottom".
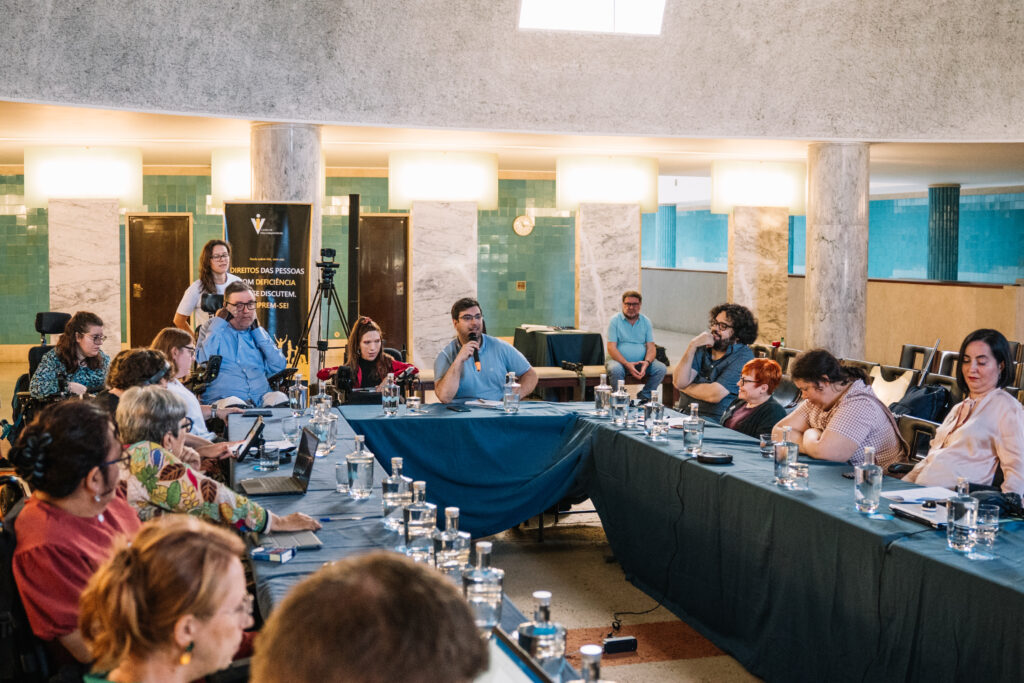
[{"left": 467, "top": 332, "right": 481, "bottom": 372}]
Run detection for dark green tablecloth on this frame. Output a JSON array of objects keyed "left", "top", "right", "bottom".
[
  {"left": 513, "top": 327, "right": 605, "bottom": 366},
  {"left": 584, "top": 417, "right": 1024, "bottom": 683}
]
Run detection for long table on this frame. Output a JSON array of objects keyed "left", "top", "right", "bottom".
[
  {"left": 235, "top": 406, "right": 1024, "bottom": 682},
  {"left": 228, "top": 410, "right": 579, "bottom": 680},
  {"left": 512, "top": 326, "right": 605, "bottom": 367}
]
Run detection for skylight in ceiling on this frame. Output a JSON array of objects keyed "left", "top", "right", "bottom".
[{"left": 519, "top": 0, "right": 666, "bottom": 36}]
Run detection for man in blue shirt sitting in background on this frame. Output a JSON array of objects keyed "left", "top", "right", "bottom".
[
  {"left": 605, "top": 290, "right": 667, "bottom": 403},
  {"left": 434, "top": 297, "right": 537, "bottom": 403},
  {"left": 196, "top": 281, "right": 288, "bottom": 407}
]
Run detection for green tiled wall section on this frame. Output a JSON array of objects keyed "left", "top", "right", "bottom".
[{"left": 0, "top": 175, "right": 577, "bottom": 344}]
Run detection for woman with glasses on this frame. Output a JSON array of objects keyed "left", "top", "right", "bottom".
[
  {"left": 720, "top": 358, "right": 787, "bottom": 438},
  {"left": 173, "top": 239, "right": 241, "bottom": 335},
  {"left": 79, "top": 516, "right": 253, "bottom": 683},
  {"left": 9, "top": 400, "right": 141, "bottom": 665},
  {"left": 29, "top": 310, "right": 111, "bottom": 399},
  {"left": 151, "top": 327, "right": 242, "bottom": 441},
  {"left": 317, "top": 316, "right": 418, "bottom": 390},
  {"left": 115, "top": 385, "right": 320, "bottom": 533}
]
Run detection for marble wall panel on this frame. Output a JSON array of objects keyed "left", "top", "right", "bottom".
[
  {"left": 806, "top": 143, "right": 870, "bottom": 359},
  {"left": 411, "top": 201, "right": 477, "bottom": 366},
  {"left": 727, "top": 206, "right": 789, "bottom": 344},
  {"left": 47, "top": 199, "right": 121, "bottom": 358},
  {"left": 576, "top": 203, "right": 641, "bottom": 337}
]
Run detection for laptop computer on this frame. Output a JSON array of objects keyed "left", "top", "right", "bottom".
[{"left": 238, "top": 428, "right": 318, "bottom": 496}]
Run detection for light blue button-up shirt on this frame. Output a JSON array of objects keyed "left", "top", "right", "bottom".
[{"left": 196, "top": 317, "right": 287, "bottom": 404}]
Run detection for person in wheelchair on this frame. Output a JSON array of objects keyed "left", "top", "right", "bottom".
[
  {"left": 28, "top": 311, "right": 110, "bottom": 399},
  {"left": 115, "top": 385, "right": 320, "bottom": 533},
  {"left": 316, "top": 316, "right": 418, "bottom": 390},
  {"left": 9, "top": 400, "right": 142, "bottom": 664},
  {"left": 151, "top": 327, "right": 242, "bottom": 441},
  {"left": 195, "top": 282, "right": 288, "bottom": 409}
]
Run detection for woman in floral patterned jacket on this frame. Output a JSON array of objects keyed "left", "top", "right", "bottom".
[{"left": 113, "top": 385, "right": 320, "bottom": 534}]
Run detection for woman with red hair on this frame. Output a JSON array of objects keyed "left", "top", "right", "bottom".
[{"left": 720, "top": 358, "right": 787, "bottom": 437}]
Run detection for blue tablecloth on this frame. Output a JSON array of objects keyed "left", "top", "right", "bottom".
[{"left": 341, "top": 402, "right": 591, "bottom": 537}]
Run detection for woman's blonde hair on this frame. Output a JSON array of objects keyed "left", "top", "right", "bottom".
[{"left": 79, "top": 516, "right": 245, "bottom": 671}]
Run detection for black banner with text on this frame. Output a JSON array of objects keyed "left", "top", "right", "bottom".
[{"left": 224, "top": 202, "right": 311, "bottom": 370}]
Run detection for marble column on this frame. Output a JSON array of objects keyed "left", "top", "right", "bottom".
[
  {"left": 654, "top": 204, "right": 677, "bottom": 268},
  {"left": 576, "top": 203, "right": 641, "bottom": 335},
  {"left": 47, "top": 199, "right": 122, "bottom": 358},
  {"left": 927, "top": 184, "right": 960, "bottom": 281},
  {"left": 410, "top": 201, "right": 478, "bottom": 366},
  {"left": 805, "top": 142, "right": 870, "bottom": 359},
  {"left": 727, "top": 206, "right": 789, "bottom": 344},
  {"left": 250, "top": 122, "right": 324, "bottom": 373}
]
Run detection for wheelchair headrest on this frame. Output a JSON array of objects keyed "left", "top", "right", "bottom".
[{"left": 35, "top": 312, "right": 71, "bottom": 336}]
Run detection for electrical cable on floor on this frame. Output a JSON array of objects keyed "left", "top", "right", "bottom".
[{"left": 607, "top": 457, "right": 688, "bottom": 637}]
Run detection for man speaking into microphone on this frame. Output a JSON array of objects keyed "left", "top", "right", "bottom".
[{"left": 434, "top": 297, "right": 537, "bottom": 403}]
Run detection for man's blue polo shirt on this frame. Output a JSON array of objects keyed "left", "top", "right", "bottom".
[
  {"left": 606, "top": 312, "right": 654, "bottom": 363},
  {"left": 434, "top": 334, "right": 531, "bottom": 401}
]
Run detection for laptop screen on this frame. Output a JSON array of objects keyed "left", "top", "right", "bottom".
[{"left": 291, "top": 427, "right": 318, "bottom": 490}]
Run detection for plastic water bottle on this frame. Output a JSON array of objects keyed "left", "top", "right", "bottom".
[
  {"left": 594, "top": 373, "right": 611, "bottom": 417},
  {"left": 854, "top": 446, "right": 882, "bottom": 513},
  {"left": 503, "top": 372, "right": 521, "bottom": 414},
  {"left": 682, "top": 402, "right": 704, "bottom": 454},
  {"left": 382, "top": 372, "right": 399, "bottom": 416}
]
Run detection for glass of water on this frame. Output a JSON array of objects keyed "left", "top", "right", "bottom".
[
  {"left": 281, "top": 416, "right": 301, "bottom": 446},
  {"left": 787, "top": 462, "right": 810, "bottom": 490},
  {"left": 645, "top": 404, "right": 664, "bottom": 440},
  {"left": 759, "top": 433, "right": 774, "bottom": 459},
  {"left": 969, "top": 504, "right": 1000, "bottom": 560},
  {"left": 406, "top": 395, "right": 422, "bottom": 414},
  {"left": 256, "top": 445, "right": 279, "bottom": 472},
  {"left": 625, "top": 404, "right": 638, "bottom": 428},
  {"left": 334, "top": 461, "right": 349, "bottom": 494}
]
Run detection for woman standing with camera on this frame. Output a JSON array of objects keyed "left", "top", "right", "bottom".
[{"left": 173, "top": 239, "right": 241, "bottom": 335}]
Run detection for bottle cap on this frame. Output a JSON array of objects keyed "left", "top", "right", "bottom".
[
  {"left": 532, "top": 590, "right": 552, "bottom": 603},
  {"left": 580, "top": 644, "right": 602, "bottom": 656},
  {"left": 391, "top": 456, "right": 402, "bottom": 468},
  {"left": 445, "top": 506, "right": 460, "bottom": 517}
]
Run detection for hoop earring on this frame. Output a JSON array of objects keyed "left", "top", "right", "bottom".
[{"left": 179, "top": 642, "right": 194, "bottom": 666}]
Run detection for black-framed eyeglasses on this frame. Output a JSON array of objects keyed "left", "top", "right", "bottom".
[
  {"left": 458, "top": 313, "right": 483, "bottom": 322},
  {"left": 709, "top": 320, "right": 733, "bottom": 331},
  {"left": 210, "top": 252, "right": 230, "bottom": 261},
  {"left": 101, "top": 443, "right": 131, "bottom": 469},
  {"left": 228, "top": 301, "right": 257, "bottom": 311},
  {"left": 623, "top": 301, "right": 641, "bottom": 307},
  {"left": 738, "top": 377, "right": 760, "bottom": 385},
  {"left": 182, "top": 346, "right": 195, "bottom": 356}
]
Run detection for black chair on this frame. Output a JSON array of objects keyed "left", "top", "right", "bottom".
[
  {"left": 383, "top": 347, "right": 405, "bottom": 362},
  {"left": 896, "top": 415, "right": 940, "bottom": 463},
  {"left": 898, "top": 344, "right": 933, "bottom": 372},
  {"left": 772, "top": 376, "right": 802, "bottom": 411},
  {"left": 875, "top": 364, "right": 921, "bottom": 385},
  {"left": 921, "top": 373, "right": 962, "bottom": 422},
  {"left": 840, "top": 358, "right": 879, "bottom": 381},
  {"left": 936, "top": 350, "right": 959, "bottom": 377},
  {"left": 774, "top": 347, "right": 802, "bottom": 375},
  {"left": 9, "top": 313, "right": 72, "bottom": 445}
]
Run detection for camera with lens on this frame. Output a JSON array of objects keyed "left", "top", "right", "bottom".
[{"left": 200, "top": 293, "right": 224, "bottom": 314}]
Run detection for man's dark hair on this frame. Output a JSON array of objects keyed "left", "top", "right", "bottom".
[
  {"left": 709, "top": 303, "right": 759, "bottom": 346},
  {"left": 223, "top": 280, "right": 254, "bottom": 301},
  {"left": 790, "top": 348, "right": 868, "bottom": 386},
  {"left": 451, "top": 297, "right": 482, "bottom": 321},
  {"left": 252, "top": 552, "right": 488, "bottom": 683},
  {"left": 955, "top": 328, "right": 1015, "bottom": 394},
  {"left": 622, "top": 290, "right": 642, "bottom": 303},
  {"left": 11, "top": 400, "right": 115, "bottom": 498}
]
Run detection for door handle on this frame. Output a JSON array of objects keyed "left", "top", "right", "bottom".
[{"left": 132, "top": 283, "right": 144, "bottom": 298}]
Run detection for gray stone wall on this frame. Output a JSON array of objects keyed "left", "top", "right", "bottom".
[{"left": 3, "top": 0, "right": 1024, "bottom": 140}]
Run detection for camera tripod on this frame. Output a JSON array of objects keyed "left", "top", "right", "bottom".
[{"left": 290, "top": 250, "right": 350, "bottom": 376}]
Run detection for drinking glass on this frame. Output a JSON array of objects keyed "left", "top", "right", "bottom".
[
  {"left": 406, "top": 395, "right": 422, "bottom": 414},
  {"left": 334, "top": 461, "right": 349, "bottom": 494},
  {"left": 759, "top": 433, "right": 774, "bottom": 459},
  {"left": 256, "top": 444, "right": 279, "bottom": 472},
  {"left": 969, "top": 505, "right": 999, "bottom": 560},
  {"left": 281, "top": 416, "right": 301, "bottom": 445},
  {"left": 946, "top": 496, "right": 978, "bottom": 553},
  {"left": 787, "top": 462, "right": 809, "bottom": 490},
  {"left": 625, "top": 404, "right": 639, "bottom": 428}
]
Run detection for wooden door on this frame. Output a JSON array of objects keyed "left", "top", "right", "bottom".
[
  {"left": 357, "top": 216, "right": 408, "bottom": 355},
  {"left": 126, "top": 213, "right": 192, "bottom": 346}
]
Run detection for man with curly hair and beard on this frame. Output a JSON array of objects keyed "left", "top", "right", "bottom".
[{"left": 672, "top": 303, "right": 759, "bottom": 422}]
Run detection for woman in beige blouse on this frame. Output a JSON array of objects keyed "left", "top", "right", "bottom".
[{"left": 906, "top": 329, "right": 1024, "bottom": 494}]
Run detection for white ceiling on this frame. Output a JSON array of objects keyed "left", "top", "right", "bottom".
[{"left": 2, "top": 101, "right": 1023, "bottom": 194}]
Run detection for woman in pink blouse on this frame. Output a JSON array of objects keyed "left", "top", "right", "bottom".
[{"left": 906, "top": 329, "right": 1024, "bottom": 494}]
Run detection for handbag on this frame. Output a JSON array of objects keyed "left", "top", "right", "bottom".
[{"left": 889, "top": 384, "right": 950, "bottom": 422}]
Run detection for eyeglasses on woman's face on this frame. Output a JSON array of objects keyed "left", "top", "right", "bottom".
[{"left": 210, "top": 252, "right": 230, "bottom": 261}]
